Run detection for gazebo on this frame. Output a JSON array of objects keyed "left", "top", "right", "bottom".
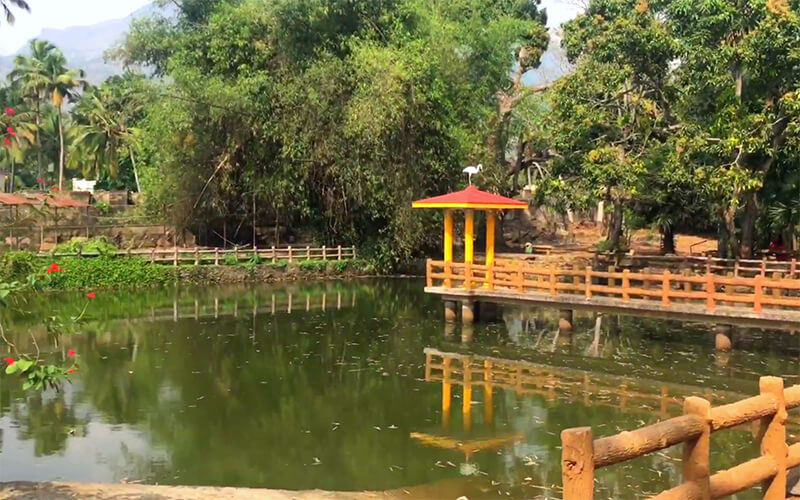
[{"left": 412, "top": 185, "right": 527, "bottom": 266}]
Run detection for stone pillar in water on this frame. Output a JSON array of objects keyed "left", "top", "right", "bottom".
[
  {"left": 461, "top": 324, "right": 474, "bottom": 344},
  {"left": 462, "top": 301, "right": 477, "bottom": 324},
  {"left": 444, "top": 300, "right": 458, "bottom": 323},
  {"left": 558, "top": 309, "right": 574, "bottom": 331},
  {"left": 714, "top": 324, "right": 733, "bottom": 351}
]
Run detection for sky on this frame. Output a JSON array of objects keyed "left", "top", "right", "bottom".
[
  {"left": 0, "top": 0, "right": 152, "bottom": 55},
  {"left": 0, "top": 0, "right": 583, "bottom": 56}
]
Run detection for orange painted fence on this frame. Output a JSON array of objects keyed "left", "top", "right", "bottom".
[
  {"left": 561, "top": 376, "right": 800, "bottom": 500},
  {"left": 595, "top": 253, "right": 800, "bottom": 280},
  {"left": 426, "top": 260, "right": 800, "bottom": 314}
]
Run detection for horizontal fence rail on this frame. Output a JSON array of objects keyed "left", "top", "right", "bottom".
[
  {"left": 561, "top": 376, "right": 800, "bottom": 500},
  {"left": 426, "top": 260, "right": 800, "bottom": 315},
  {"left": 39, "top": 246, "right": 357, "bottom": 266}
]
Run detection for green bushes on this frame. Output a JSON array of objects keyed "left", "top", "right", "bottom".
[
  {"left": 298, "top": 260, "right": 327, "bottom": 272},
  {"left": 0, "top": 251, "right": 38, "bottom": 282},
  {"left": 52, "top": 237, "right": 118, "bottom": 256},
  {"left": 45, "top": 257, "right": 176, "bottom": 289}
]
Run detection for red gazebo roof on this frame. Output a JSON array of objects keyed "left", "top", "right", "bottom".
[{"left": 412, "top": 186, "right": 527, "bottom": 210}]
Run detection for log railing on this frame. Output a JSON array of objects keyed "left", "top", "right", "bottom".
[
  {"left": 39, "top": 246, "right": 357, "bottom": 266},
  {"left": 561, "top": 376, "right": 800, "bottom": 499},
  {"left": 426, "top": 260, "right": 800, "bottom": 314}
]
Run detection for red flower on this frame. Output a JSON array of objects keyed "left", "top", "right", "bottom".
[
  {"left": 37, "top": 178, "right": 45, "bottom": 184},
  {"left": 3, "top": 138, "right": 9, "bottom": 145},
  {"left": 3, "top": 357, "right": 14, "bottom": 366},
  {"left": 68, "top": 368, "right": 75, "bottom": 373},
  {"left": 87, "top": 292, "right": 96, "bottom": 299},
  {"left": 46, "top": 263, "right": 63, "bottom": 274},
  {"left": 5, "top": 107, "right": 14, "bottom": 115},
  {"left": 7, "top": 127, "right": 15, "bottom": 137},
  {"left": 50, "top": 186, "right": 60, "bottom": 191},
  {"left": 67, "top": 349, "right": 76, "bottom": 357}
]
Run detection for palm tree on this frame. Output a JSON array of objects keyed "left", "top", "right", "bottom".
[
  {"left": 44, "top": 50, "right": 87, "bottom": 190},
  {"left": 71, "top": 77, "right": 145, "bottom": 191},
  {"left": 1, "top": 0, "right": 29, "bottom": 25},
  {"left": 9, "top": 39, "right": 55, "bottom": 179}
]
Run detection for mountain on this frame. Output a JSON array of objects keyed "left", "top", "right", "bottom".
[{"left": 0, "top": 3, "right": 163, "bottom": 84}]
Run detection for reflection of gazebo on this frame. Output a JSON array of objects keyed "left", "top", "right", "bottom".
[{"left": 412, "top": 186, "right": 527, "bottom": 266}]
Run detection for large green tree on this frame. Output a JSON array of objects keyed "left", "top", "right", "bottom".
[{"left": 115, "top": 0, "right": 549, "bottom": 267}]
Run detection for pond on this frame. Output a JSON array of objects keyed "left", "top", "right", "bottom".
[{"left": 1, "top": 279, "right": 799, "bottom": 499}]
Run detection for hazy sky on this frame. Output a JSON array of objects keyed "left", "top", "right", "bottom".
[
  {"left": 0, "top": 0, "right": 152, "bottom": 55},
  {"left": 0, "top": 0, "right": 583, "bottom": 56}
]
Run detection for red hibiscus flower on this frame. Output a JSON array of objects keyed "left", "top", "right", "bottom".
[
  {"left": 3, "top": 138, "right": 9, "bottom": 145},
  {"left": 68, "top": 368, "right": 75, "bottom": 374},
  {"left": 3, "top": 357, "right": 14, "bottom": 366},
  {"left": 67, "top": 349, "right": 76, "bottom": 357},
  {"left": 46, "top": 263, "right": 63, "bottom": 274},
  {"left": 5, "top": 107, "right": 14, "bottom": 115},
  {"left": 7, "top": 127, "right": 15, "bottom": 136},
  {"left": 87, "top": 292, "right": 96, "bottom": 299},
  {"left": 50, "top": 186, "right": 60, "bottom": 191}
]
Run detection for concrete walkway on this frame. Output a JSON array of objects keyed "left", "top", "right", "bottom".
[{"left": 0, "top": 482, "right": 406, "bottom": 500}]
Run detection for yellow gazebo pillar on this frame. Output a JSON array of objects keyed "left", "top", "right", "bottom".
[
  {"left": 486, "top": 210, "right": 496, "bottom": 266},
  {"left": 464, "top": 209, "right": 474, "bottom": 263},
  {"left": 443, "top": 209, "right": 453, "bottom": 262}
]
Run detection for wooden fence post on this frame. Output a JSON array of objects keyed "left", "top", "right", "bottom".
[
  {"left": 585, "top": 266, "right": 593, "bottom": 299},
  {"left": 306, "top": 246, "right": 311, "bottom": 259},
  {"left": 683, "top": 396, "right": 711, "bottom": 500},
  {"left": 444, "top": 261, "right": 452, "bottom": 288},
  {"left": 772, "top": 272, "right": 781, "bottom": 298},
  {"left": 150, "top": 249, "right": 155, "bottom": 264},
  {"left": 426, "top": 259, "right": 433, "bottom": 287},
  {"left": 234, "top": 246, "right": 238, "bottom": 262},
  {"left": 759, "top": 376, "right": 787, "bottom": 500},
  {"left": 194, "top": 248, "right": 199, "bottom": 266},
  {"left": 608, "top": 265, "right": 616, "bottom": 288},
  {"left": 271, "top": 246, "right": 276, "bottom": 263},
  {"left": 662, "top": 270, "right": 671, "bottom": 306},
  {"left": 791, "top": 258, "right": 797, "bottom": 279},
  {"left": 215, "top": 248, "right": 220, "bottom": 266},
  {"left": 464, "top": 261, "right": 473, "bottom": 290},
  {"left": 487, "top": 262, "right": 495, "bottom": 291},
  {"left": 549, "top": 266, "right": 557, "bottom": 296},
  {"left": 622, "top": 269, "right": 630, "bottom": 302},
  {"left": 734, "top": 260, "right": 740, "bottom": 278},
  {"left": 288, "top": 246, "right": 293, "bottom": 263},
  {"left": 338, "top": 245, "right": 342, "bottom": 260},
  {"left": 561, "top": 427, "right": 594, "bottom": 500},
  {"left": 761, "top": 257, "right": 767, "bottom": 277},
  {"left": 173, "top": 247, "right": 178, "bottom": 267},
  {"left": 705, "top": 272, "right": 715, "bottom": 311},
  {"left": 322, "top": 245, "right": 327, "bottom": 260},
  {"left": 754, "top": 275, "right": 763, "bottom": 313}
]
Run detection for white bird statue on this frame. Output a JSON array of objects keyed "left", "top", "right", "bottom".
[{"left": 463, "top": 164, "right": 483, "bottom": 185}]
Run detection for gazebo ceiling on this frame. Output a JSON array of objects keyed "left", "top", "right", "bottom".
[{"left": 412, "top": 185, "right": 527, "bottom": 210}]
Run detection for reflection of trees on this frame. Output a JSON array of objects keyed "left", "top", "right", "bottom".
[{"left": 10, "top": 391, "right": 89, "bottom": 456}]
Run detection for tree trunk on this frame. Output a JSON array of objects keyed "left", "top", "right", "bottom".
[
  {"left": 9, "top": 158, "right": 15, "bottom": 193},
  {"left": 662, "top": 224, "right": 675, "bottom": 255},
  {"left": 740, "top": 190, "right": 758, "bottom": 259},
  {"left": 722, "top": 205, "right": 740, "bottom": 259},
  {"left": 129, "top": 147, "right": 141, "bottom": 193},
  {"left": 57, "top": 106, "right": 65, "bottom": 191},
  {"left": 607, "top": 200, "right": 624, "bottom": 251},
  {"left": 35, "top": 97, "right": 42, "bottom": 181}
]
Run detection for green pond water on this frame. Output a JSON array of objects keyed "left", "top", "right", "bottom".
[{"left": 1, "top": 279, "right": 799, "bottom": 499}]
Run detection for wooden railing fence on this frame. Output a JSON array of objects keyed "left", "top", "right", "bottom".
[
  {"left": 595, "top": 253, "right": 800, "bottom": 280},
  {"left": 426, "top": 260, "right": 800, "bottom": 314},
  {"left": 40, "top": 246, "right": 357, "bottom": 266},
  {"left": 561, "top": 376, "right": 800, "bottom": 499}
]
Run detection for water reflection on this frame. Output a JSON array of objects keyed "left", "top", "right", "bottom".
[{"left": 1, "top": 280, "right": 797, "bottom": 499}]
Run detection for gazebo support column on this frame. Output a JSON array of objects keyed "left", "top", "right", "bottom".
[
  {"left": 443, "top": 209, "right": 453, "bottom": 262},
  {"left": 464, "top": 209, "right": 474, "bottom": 263},
  {"left": 444, "top": 300, "right": 458, "bottom": 323},
  {"left": 486, "top": 210, "right": 496, "bottom": 266},
  {"left": 462, "top": 300, "right": 477, "bottom": 324}
]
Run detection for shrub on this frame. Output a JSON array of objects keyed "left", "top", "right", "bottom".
[
  {"left": 223, "top": 254, "right": 239, "bottom": 266},
  {"left": 94, "top": 201, "right": 112, "bottom": 215},
  {"left": 0, "top": 251, "right": 38, "bottom": 281},
  {"left": 52, "top": 237, "right": 117, "bottom": 256},
  {"left": 46, "top": 257, "right": 176, "bottom": 289},
  {"left": 269, "top": 259, "right": 288, "bottom": 270},
  {"left": 330, "top": 260, "right": 349, "bottom": 273},
  {"left": 298, "top": 260, "right": 327, "bottom": 272}
]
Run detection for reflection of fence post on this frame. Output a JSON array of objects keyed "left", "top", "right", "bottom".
[
  {"left": 682, "top": 396, "right": 711, "bottom": 500},
  {"left": 561, "top": 427, "right": 594, "bottom": 500},
  {"left": 759, "top": 376, "right": 787, "bottom": 500},
  {"left": 442, "top": 357, "right": 452, "bottom": 429},
  {"left": 484, "top": 360, "right": 493, "bottom": 424}
]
